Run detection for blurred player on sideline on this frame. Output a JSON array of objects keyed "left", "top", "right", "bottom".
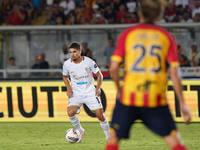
[
  {"left": 62, "top": 42, "right": 110, "bottom": 143},
  {"left": 106, "top": 0, "right": 191, "bottom": 150}
]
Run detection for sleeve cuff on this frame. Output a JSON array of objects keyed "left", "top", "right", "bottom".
[
  {"left": 170, "top": 62, "right": 180, "bottom": 67},
  {"left": 111, "top": 55, "right": 123, "bottom": 63}
]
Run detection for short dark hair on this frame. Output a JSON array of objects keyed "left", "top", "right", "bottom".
[
  {"left": 9, "top": 57, "right": 15, "bottom": 61},
  {"left": 68, "top": 42, "right": 81, "bottom": 50},
  {"left": 139, "top": 0, "right": 164, "bottom": 23}
]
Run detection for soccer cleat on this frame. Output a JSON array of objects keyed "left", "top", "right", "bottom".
[{"left": 76, "top": 129, "right": 85, "bottom": 143}]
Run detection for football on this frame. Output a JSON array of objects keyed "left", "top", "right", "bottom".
[{"left": 65, "top": 128, "right": 80, "bottom": 143}]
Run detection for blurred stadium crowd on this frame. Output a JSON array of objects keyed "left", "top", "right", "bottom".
[
  {"left": 1, "top": 0, "right": 200, "bottom": 78},
  {"left": 1, "top": 0, "right": 200, "bottom": 26}
]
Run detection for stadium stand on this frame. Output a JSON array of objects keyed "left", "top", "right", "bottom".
[
  {"left": 1, "top": 0, "right": 200, "bottom": 78},
  {"left": 1, "top": 0, "right": 199, "bottom": 26}
]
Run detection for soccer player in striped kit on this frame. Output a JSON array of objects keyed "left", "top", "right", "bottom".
[{"left": 106, "top": 0, "right": 191, "bottom": 150}]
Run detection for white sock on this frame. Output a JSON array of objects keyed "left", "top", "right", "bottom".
[
  {"left": 100, "top": 114, "right": 110, "bottom": 140},
  {"left": 69, "top": 115, "right": 84, "bottom": 133}
]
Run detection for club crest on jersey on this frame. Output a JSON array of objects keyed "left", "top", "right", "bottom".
[
  {"left": 85, "top": 67, "right": 88, "bottom": 71},
  {"left": 94, "top": 64, "right": 97, "bottom": 68}
]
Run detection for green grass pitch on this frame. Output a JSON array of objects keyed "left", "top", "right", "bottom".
[{"left": 0, "top": 122, "right": 199, "bottom": 150}]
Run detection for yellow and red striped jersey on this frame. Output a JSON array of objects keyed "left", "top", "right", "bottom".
[{"left": 111, "top": 24, "right": 179, "bottom": 107}]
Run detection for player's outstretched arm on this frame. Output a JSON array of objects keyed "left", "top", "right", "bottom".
[
  {"left": 63, "top": 75, "right": 73, "bottom": 98},
  {"left": 169, "top": 66, "right": 191, "bottom": 124},
  {"left": 95, "top": 71, "right": 103, "bottom": 96}
]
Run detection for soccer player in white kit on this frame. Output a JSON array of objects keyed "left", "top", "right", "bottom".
[{"left": 62, "top": 41, "right": 110, "bottom": 143}]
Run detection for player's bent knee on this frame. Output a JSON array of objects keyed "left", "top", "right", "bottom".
[
  {"left": 67, "top": 109, "right": 76, "bottom": 117},
  {"left": 108, "top": 131, "right": 119, "bottom": 145},
  {"left": 68, "top": 112, "right": 75, "bottom": 117},
  {"left": 164, "top": 131, "right": 185, "bottom": 149}
]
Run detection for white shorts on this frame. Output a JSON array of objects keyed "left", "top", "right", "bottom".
[{"left": 67, "top": 92, "right": 103, "bottom": 113}]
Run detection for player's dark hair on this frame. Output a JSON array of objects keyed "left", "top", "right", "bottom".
[
  {"left": 138, "top": 0, "right": 165, "bottom": 23},
  {"left": 68, "top": 42, "right": 81, "bottom": 50}
]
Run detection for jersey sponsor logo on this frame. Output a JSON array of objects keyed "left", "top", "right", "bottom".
[
  {"left": 72, "top": 75, "right": 89, "bottom": 80},
  {"left": 137, "top": 80, "right": 157, "bottom": 91},
  {"left": 78, "top": 75, "right": 89, "bottom": 79},
  {"left": 77, "top": 82, "right": 87, "bottom": 85},
  {"left": 94, "top": 64, "right": 97, "bottom": 68}
]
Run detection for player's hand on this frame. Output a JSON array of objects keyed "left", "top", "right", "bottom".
[
  {"left": 67, "top": 89, "right": 73, "bottom": 98},
  {"left": 116, "top": 86, "right": 122, "bottom": 99},
  {"left": 95, "top": 88, "right": 101, "bottom": 96},
  {"left": 181, "top": 102, "right": 191, "bottom": 124}
]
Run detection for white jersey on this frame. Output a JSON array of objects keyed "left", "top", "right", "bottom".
[{"left": 62, "top": 56, "right": 100, "bottom": 95}]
